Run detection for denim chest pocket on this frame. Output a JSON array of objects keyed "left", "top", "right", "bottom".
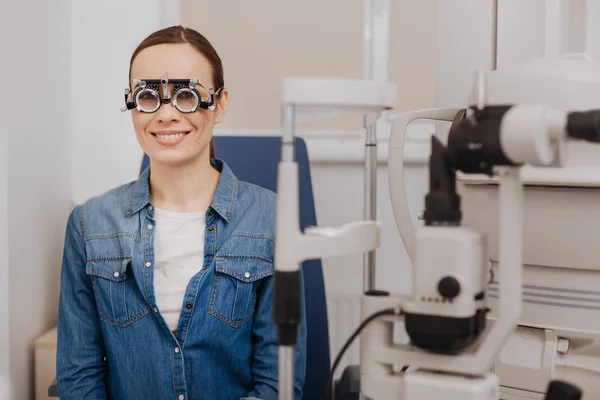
[
  {"left": 209, "top": 256, "right": 274, "bottom": 328},
  {"left": 86, "top": 257, "right": 151, "bottom": 327}
]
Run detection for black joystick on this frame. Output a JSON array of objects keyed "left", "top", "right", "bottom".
[
  {"left": 545, "top": 380, "right": 582, "bottom": 400},
  {"left": 438, "top": 276, "right": 460, "bottom": 299}
]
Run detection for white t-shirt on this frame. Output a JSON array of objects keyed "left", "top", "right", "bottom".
[{"left": 153, "top": 207, "right": 206, "bottom": 332}]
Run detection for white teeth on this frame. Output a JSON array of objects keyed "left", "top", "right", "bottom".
[{"left": 157, "top": 133, "right": 186, "bottom": 141}]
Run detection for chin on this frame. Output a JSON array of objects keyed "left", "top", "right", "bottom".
[
  {"left": 145, "top": 150, "right": 185, "bottom": 164},
  {"left": 148, "top": 149, "right": 206, "bottom": 168}
]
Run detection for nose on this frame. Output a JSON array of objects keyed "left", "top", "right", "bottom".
[{"left": 156, "top": 101, "right": 181, "bottom": 123}]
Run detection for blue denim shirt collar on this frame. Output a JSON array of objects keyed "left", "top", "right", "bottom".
[{"left": 127, "top": 158, "right": 238, "bottom": 222}]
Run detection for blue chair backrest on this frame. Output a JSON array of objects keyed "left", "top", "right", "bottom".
[{"left": 140, "top": 136, "right": 331, "bottom": 400}]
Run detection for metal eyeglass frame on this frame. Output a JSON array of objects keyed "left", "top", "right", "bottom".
[{"left": 120, "top": 72, "right": 223, "bottom": 113}]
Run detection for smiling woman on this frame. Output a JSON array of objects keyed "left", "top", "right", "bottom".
[
  {"left": 55, "top": 26, "right": 307, "bottom": 400},
  {"left": 128, "top": 33, "right": 226, "bottom": 167}
]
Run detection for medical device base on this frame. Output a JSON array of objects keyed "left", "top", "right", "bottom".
[
  {"left": 362, "top": 369, "right": 499, "bottom": 400},
  {"left": 406, "top": 370, "right": 499, "bottom": 400},
  {"left": 499, "top": 381, "right": 583, "bottom": 400}
]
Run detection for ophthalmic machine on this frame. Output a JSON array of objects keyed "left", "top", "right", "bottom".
[
  {"left": 272, "top": 54, "right": 600, "bottom": 400},
  {"left": 378, "top": 54, "right": 600, "bottom": 399},
  {"left": 458, "top": 55, "right": 600, "bottom": 399}
]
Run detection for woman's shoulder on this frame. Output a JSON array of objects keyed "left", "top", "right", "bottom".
[
  {"left": 237, "top": 180, "right": 277, "bottom": 206},
  {"left": 71, "top": 180, "right": 139, "bottom": 235},
  {"left": 232, "top": 180, "right": 277, "bottom": 232},
  {"left": 80, "top": 181, "right": 137, "bottom": 213}
]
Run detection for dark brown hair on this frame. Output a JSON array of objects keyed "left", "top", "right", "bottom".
[{"left": 129, "top": 25, "right": 224, "bottom": 158}]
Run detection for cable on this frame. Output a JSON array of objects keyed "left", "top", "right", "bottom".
[{"left": 324, "top": 307, "right": 403, "bottom": 400}]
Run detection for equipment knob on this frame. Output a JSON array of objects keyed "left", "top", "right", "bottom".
[
  {"left": 438, "top": 276, "right": 460, "bottom": 299},
  {"left": 544, "top": 380, "right": 582, "bottom": 400}
]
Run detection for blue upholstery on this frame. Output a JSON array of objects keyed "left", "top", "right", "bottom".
[{"left": 141, "top": 136, "right": 331, "bottom": 400}]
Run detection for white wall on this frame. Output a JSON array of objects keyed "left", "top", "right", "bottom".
[
  {"left": 182, "top": 0, "right": 436, "bottom": 130},
  {"left": 69, "top": 1, "right": 167, "bottom": 205},
  {"left": 497, "top": 0, "right": 587, "bottom": 69},
  {"left": 2, "top": 0, "right": 73, "bottom": 398},
  {"left": 436, "top": 0, "right": 496, "bottom": 111},
  {"left": 0, "top": 2, "right": 185, "bottom": 397},
  {"left": 586, "top": 0, "right": 600, "bottom": 56},
  {"left": 436, "top": 0, "right": 591, "bottom": 128},
  {"left": 496, "top": 0, "right": 547, "bottom": 69},
  {"left": 0, "top": 126, "right": 10, "bottom": 400}
]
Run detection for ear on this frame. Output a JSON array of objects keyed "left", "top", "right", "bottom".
[{"left": 213, "top": 89, "right": 229, "bottom": 125}]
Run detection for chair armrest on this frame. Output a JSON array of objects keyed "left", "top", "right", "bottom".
[
  {"left": 48, "top": 378, "right": 59, "bottom": 397},
  {"left": 335, "top": 364, "right": 361, "bottom": 400}
]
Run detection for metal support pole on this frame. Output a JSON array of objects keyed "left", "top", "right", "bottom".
[
  {"left": 277, "top": 104, "right": 297, "bottom": 400},
  {"left": 362, "top": 0, "right": 390, "bottom": 293},
  {"left": 363, "top": 114, "right": 378, "bottom": 292},
  {"left": 281, "top": 105, "right": 295, "bottom": 163},
  {"left": 278, "top": 346, "right": 295, "bottom": 400}
]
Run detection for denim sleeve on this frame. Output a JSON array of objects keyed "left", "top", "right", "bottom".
[
  {"left": 56, "top": 205, "right": 108, "bottom": 400},
  {"left": 243, "top": 269, "right": 307, "bottom": 400}
]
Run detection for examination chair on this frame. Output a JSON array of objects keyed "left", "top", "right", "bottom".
[{"left": 49, "top": 136, "right": 342, "bottom": 399}]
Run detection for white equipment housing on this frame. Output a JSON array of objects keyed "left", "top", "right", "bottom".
[
  {"left": 382, "top": 54, "right": 600, "bottom": 400},
  {"left": 458, "top": 54, "right": 600, "bottom": 399}
]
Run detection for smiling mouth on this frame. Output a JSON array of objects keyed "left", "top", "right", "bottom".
[{"left": 151, "top": 132, "right": 190, "bottom": 141}]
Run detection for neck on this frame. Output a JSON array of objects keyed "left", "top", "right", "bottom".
[{"left": 149, "top": 153, "right": 220, "bottom": 213}]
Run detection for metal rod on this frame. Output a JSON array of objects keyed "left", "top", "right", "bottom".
[
  {"left": 281, "top": 105, "right": 295, "bottom": 162},
  {"left": 363, "top": 115, "right": 377, "bottom": 292},
  {"left": 361, "top": 0, "right": 389, "bottom": 294},
  {"left": 492, "top": 0, "right": 498, "bottom": 70},
  {"left": 278, "top": 103, "right": 296, "bottom": 400},
  {"left": 476, "top": 70, "right": 486, "bottom": 110},
  {"left": 161, "top": 72, "right": 169, "bottom": 101},
  {"left": 278, "top": 346, "right": 295, "bottom": 400},
  {"left": 363, "top": 250, "right": 376, "bottom": 293}
]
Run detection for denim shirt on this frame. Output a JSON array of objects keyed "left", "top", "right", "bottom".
[{"left": 56, "top": 159, "right": 307, "bottom": 400}]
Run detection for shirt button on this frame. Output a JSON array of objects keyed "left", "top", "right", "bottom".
[
  {"left": 185, "top": 302, "right": 193, "bottom": 309},
  {"left": 153, "top": 307, "right": 158, "bottom": 313},
  {"left": 113, "top": 272, "right": 120, "bottom": 278},
  {"left": 145, "top": 262, "right": 152, "bottom": 268},
  {"left": 178, "top": 395, "right": 185, "bottom": 400},
  {"left": 244, "top": 271, "right": 251, "bottom": 278},
  {"left": 208, "top": 226, "right": 214, "bottom": 232},
  {"left": 148, "top": 205, "right": 153, "bottom": 211},
  {"left": 147, "top": 224, "right": 153, "bottom": 230},
  {"left": 174, "top": 347, "right": 180, "bottom": 354},
  {"left": 207, "top": 210, "right": 213, "bottom": 216}
]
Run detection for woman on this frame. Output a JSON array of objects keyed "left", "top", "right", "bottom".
[{"left": 56, "top": 25, "right": 306, "bottom": 400}]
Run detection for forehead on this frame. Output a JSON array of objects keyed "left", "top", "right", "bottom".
[{"left": 130, "top": 43, "right": 213, "bottom": 85}]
